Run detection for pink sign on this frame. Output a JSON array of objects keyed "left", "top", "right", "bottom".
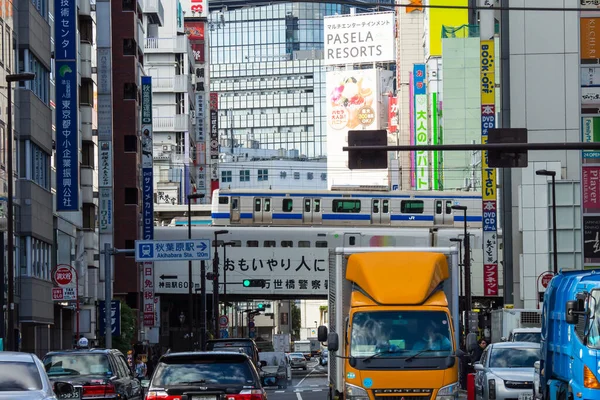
[
  {"left": 484, "top": 264, "right": 498, "bottom": 296},
  {"left": 583, "top": 166, "right": 600, "bottom": 211}
]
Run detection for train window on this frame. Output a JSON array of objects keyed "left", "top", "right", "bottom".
[
  {"left": 401, "top": 200, "right": 424, "bottom": 214},
  {"left": 445, "top": 201, "right": 453, "bottom": 214},
  {"left": 333, "top": 199, "right": 361, "bottom": 213},
  {"left": 314, "top": 199, "right": 321, "bottom": 212},
  {"left": 435, "top": 201, "right": 443, "bottom": 214},
  {"left": 264, "top": 199, "right": 271, "bottom": 212},
  {"left": 247, "top": 240, "right": 259, "bottom": 247},
  {"left": 281, "top": 241, "right": 294, "bottom": 247},
  {"left": 315, "top": 241, "right": 328, "bottom": 248},
  {"left": 372, "top": 200, "right": 379, "bottom": 213},
  {"left": 215, "top": 240, "right": 224, "bottom": 247},
  {"left": 283, "top": 199, "right": 293, "bottom": 212},
  {"left": 383, "top": 200, "right": 389, "bottom": 213},
  {"left": 264, "top": 240, "right": 276, "bottom": 247},
  {"left": 219, "top": 196, "right": 229, "bottom": 205},
  {"left": 298, "top": 241, "right": 311, "bottom": 248},
  {"left": 232, "top": 198, "right": 239, "bottom": 210},
  {"left": 304, "top": 199, "right": 311, "bottom": 212},
  {"left": 254, "top": 199, "right": 261, "bottom": 212},
  {"left": 231, "top": 240, "right": 242, "bottom": 247}
]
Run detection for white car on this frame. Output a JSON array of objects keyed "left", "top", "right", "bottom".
[{"left": 0, "top": 352, "right": 78, "bottom": 400}]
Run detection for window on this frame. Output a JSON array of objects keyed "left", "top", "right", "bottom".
[
  {"left": 218, "top": 196, "right": 229, "bottom": 205},
  {"left": 83, "top": 203, "right": 95, "bottom": 230},
  {"left": 282, "top": 199, "right": 293, "bottom": 212},
  {"left": 80, "top": 17, "right": 93, "bottom": 43},
  {"left": 221, "top": 171, "right": 232, "bottom": 182},
  {"left": 124, "top": 83, "right": 137, "bottom": 100},
  {"left": 382, "top": 200, "right": 389, "bottom": 214},
  {"left": 264, "top": 199, "right": 271, "bottom": 212},
  {"left": 258, "top": 169, "right": 268, "bottom": 181},
  {"left": 125, "top": 188, "right": 138, "bottom": 205},
  {"left": 315, "top": 241, "right": 328, "bottom": 248},
  {"left": 294, "top": 172, "right": 300, "bottom": 180},
  {"left": 298, "top": 241, "right": 310, "bottom": 248},
  {"left": 0, "top": 361, "right": 42, "bottom": 390},
  {"left": 246, "top": 240, "right": 259, "bottom": 247},
  {"left": 31, "top": 143, "right": 50, "bottom": 190},
  {"left": 279, "top": 171, "right": 287, "bottom": 179},
  {"left": 125, "top": 240, "right": 135, "bottom": 249},
  {"left": 314, "top": 200, "right": 321, "bottom": 213},
  {"left": 321, "top": 173, "right": 327, "bottom": 181},
  {"left": 254, "top": 199, "right": 261, "bottom": 212},
  {"left": 401, "top": 200, "right": 424, "bottom": 214},
  {"left": 446, "top": 200, "right": 453, "bottom": 214},
  {"left": 122, "top": 0, "right": 135, "bottom": 11},
  {"left": 307, "top": 172, "right": 313, "bottom": 180},
  {"left": 82, "top": 141, "right": 95, "bottom": 168},
  {"left": 80, "top": 80, "right": 93, "bottom": 105},
  {"left": 240, "top": 170, "right": 250, "bottom": 182},
  {"left": 124, "top": 135, "right": 137, "bottom": 152},
  {"left": 31, "top": 0, "right": 48, "bottom": 19},
  {"left": 28, "top": 54, "right": 50, "bottom": 104},
  {"left": 333, "top": 199, "right": 361, "bottom": 213},
  {"left": 123, "top": 39, "right": 136, "bottom": 56},
  {"left": 264, "top": 241, "right": 276, "bottom": 247},
  {"left": 281, "top": 241, "right": 293, "bottom": 247}
]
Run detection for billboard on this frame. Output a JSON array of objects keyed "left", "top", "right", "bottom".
[
  {"left": 324, "top": 12, "right": 395, "bottom": 66},
  {"left": 184, "top": 20, "right": 205, "bottom": 63},
  {"left": 413, "top": 64, "right": 428, "bottom": 190},
  {"left": 480, "top": 39, "right": 498, "bottom": 296},
  {"left": 430, "top": 92, "right": 440, "bottom": 190},
  {"left": 180, "top": 0, "right": 207, "bottom": 18},
  {"left": 388, "top": 96, "right": 398, "bottom": 134},
  {"left": 325, "top": 69, "right": 391, "bottom": 188}
]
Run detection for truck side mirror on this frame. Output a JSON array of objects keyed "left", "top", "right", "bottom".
[
  {"left": 566, "top": 300, "right": 579, "bottom": 324},
  {"left": 318, "top": 326, "right": 328, "bottom": 342},
  {"left": 466, "top": 332, "right": 477, "bottom": 352},
  {"left": 327, "top": 333, "right": 339, "bottom": 352}
]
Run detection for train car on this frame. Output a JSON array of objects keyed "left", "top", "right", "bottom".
[{"left": 210, "top": 188, "right": 482, "bottom": 228}]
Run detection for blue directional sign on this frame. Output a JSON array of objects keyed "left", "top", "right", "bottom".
[
  {"left": 135, "top": 239, "right": 211, "bottom": 262},
  {"left": 99, "top": 300, "right": 121, "bottom": 337}
]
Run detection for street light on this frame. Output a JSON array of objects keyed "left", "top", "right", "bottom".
[
  {"left": 6, "top": 72, "right": 35, "bottom": 352},
  {"left": 451, "top": 205, "right": 471, "bottom": 318},
  {"left": 213, "top": 230, "right": 229, "bottom": 337},
  {"left": 449, "top": 238, "right": 464, "bottom": 299},
  {"left": 186, "top": 193, "right": 204, "bottom": 349},
  {"left": 536, "top": 169, "right": 558, "bottom": 275}
]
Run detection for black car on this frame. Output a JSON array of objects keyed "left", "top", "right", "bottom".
[
  {"left": 43, "top": 348, "right": 143, "bottom": 400},
  {"left": 206, "top": 338, "right": 261, "bottom": 366},
  {"left": 146, "top": 351, "right": 267, "bottom": 400}
]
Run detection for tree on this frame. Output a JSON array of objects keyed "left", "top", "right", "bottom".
[
  {"left": 99, "top": 302, "right": 136, "bottom": 355},
  {"left": 291, "top": 303, "right": 301, "bottom": 340}
]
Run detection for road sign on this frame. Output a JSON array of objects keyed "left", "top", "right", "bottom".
[
  {"left": 220, "top": 329, "right": 229, "bottom": 338},
  {"left": 99, "top": 300, "right": 121, "bottom": 336},
  {"left": 541, "top": 273, "right": 554, "bottom": 289},
  {"left": 52, "top": 287, "right": 76, "bottom": 301},
  {"left": 135, "top": 239, "right": 211, "bottom": 262},
  {"left": 54, "top": 266, "right": 73, "bottom": 286},
  {"left": 219, "top": 315, "right": 229, "bottom": 327}
]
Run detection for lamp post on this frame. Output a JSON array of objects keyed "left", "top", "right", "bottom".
[
  {"left": 451, "top": 205, "right": 471, "bottom": 319},
  {"left": 186, "top": 193, "right": 204, "bottom": 349},
  {"left": 213, "top": 230, "right": 229, "bottom": 337},
  {"left": 6, "top": 72, "right": 35, "bottom": 351},
  {"left": 536, "top": 169, "right": 558, "bottom": 275},
  {"left": 449, "top": 237, "right": 464, "bottom": 350}
]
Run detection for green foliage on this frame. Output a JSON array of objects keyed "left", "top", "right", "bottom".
[{"left": 291, "top": 304, "right": 301, "bottom": 340}]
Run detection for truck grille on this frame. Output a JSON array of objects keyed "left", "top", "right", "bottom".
[
  {"left": 374, "top": 396, "right": 431, "bottom": 400},
  {"left": 373, "top": 388, "right": 433, "bottom": 400},
  {"left": 504, "top": 380, "right": 533, "bottom": 389}
]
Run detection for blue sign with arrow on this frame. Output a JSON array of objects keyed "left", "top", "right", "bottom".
[{"left": 135, "top": 239, "right": 211, "bottom": 262}]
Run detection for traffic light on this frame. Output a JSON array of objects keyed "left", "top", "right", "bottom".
[
  {"left": 242, "top": 279, "right": 266, "bottom": 288},
  {"left": 256, "top": 303, "right": 271, "bottom": 310}
]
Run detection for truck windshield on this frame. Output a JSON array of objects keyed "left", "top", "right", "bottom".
[
  {"left": 587, "top": 290, "right": 600, "bottom": 349},
  {"left": 350, "top": 311, "right": 453, "bottom": 358}
]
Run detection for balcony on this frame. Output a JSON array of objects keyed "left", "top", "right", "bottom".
[
  {"left": 143, "top": 0, "right": 164, "bottom": 26},
  {"left": 153, "top": 75, "right": 191, "bottom": 93},
  {"left": 137, "top": 19, "right": 145, "bottom": 54},
  {"left": 145, "top": 36, "right": 188, "bottom": 54},
  {"left": 153, "top": 114, "right": 190, "bottom": 132}
]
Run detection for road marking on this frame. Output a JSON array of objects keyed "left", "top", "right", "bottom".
[
  {"left": 296, "top": 391, "right": 303, "bottom": 400},
  {"left": 275, "top": 391, "right": 285, "bottom": 393},
  {"left": 310, "top": 385, "right": 319, "bottom": 387},
  {"left": 312, "top": 390, "right": 323, "bottom": 392},
  {"left": 295, "top": 368, "right": 316, "bottom": 387}
]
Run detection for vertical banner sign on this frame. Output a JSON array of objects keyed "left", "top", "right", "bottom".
[
  {"left": 388, "top": 96, "right": 398, "bottom": 133},
  {"left": 430, "top": 92, "right": 439, "bottom": 190},
  {"left": 209, "top": 106, "right": 219, "bottom": 195},
  {"left": 409, "top": 72, "right": 415, "bottom": 188},
  {"left": 185, "top": 21, "right": 205, "bottom": 63},
  {"left": 55, "top": 0, "right": 78, "bottom": 211},
  {"left": 141, "top": 76, "right": 155, "bottom": 327},
  {"left": 195, "top": 93, "right": 207, "bottom": 194},
  {"left": 480, "top": 40, "right": 498, "bottom": 296},
  {"left": 413, "top": 64, "right": 428, "bottom": 190}
]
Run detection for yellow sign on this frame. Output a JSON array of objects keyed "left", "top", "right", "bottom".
[
  {"left": 480, "top": 40, "right": 495, "bottom": 105},
  {"left": 481, "top": 135, "right": 496, "bottom": 201}
]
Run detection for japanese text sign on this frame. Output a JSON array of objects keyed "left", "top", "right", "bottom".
[
  {"left": 143, "top": 262, "right": 155, "bottom": 326},
  {"left": 480, "top": 40, "right": 495, "bottom": 104},
  {"left": 55, "top": 0, "right": 77, "bottom": 61},
  {"left": 99, "top": 300, "right": 121, "bottom": 336}
]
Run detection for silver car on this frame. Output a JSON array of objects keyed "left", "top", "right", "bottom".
[
  {"left": 0, "top": 352, "right": 77, "bottom": 400},
  {"left": 474, "top": 342, "right": 540, "bottom": 400}
]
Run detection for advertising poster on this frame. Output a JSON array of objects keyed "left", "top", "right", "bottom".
[{"left": 413, "top": 64, "right": 428, "bottom": 190}]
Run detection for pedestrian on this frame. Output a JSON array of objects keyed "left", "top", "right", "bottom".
[
  {"left": 471, "top": 339, "right": 487, "bottom": 363},
  {"left": 135, "top": 355, "right": 147, "bottom": 380}
]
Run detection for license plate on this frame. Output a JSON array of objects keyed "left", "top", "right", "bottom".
[
  {"left": 57, "top": 386, "right": 82, "bottom": 400},
  {"left": 192, "top": 396, "right": 217, "bottom": 400},
  {"left": 519, "top": 394, "right": 533, "bottom": 400}
]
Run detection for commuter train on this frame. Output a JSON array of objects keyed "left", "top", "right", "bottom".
[{"left": 205, "top": 188, "right": 483, "bottom": 228}]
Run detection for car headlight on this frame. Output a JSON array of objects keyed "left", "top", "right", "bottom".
[
  {"left": 345, "top": 382, "right": 370, "bottom": 400},
  {"left": 436, "top": 382, "right": 458, "bottom": 400}
]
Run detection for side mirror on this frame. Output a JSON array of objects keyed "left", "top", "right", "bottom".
[
  {"left": 53, "top": 381, "right": 76, "bottom": 397},
  {"left": 466, "top": 332, "right": 478, "bottom": 352},
  {"left": 455, "top": 348, "right": 466, "bottom": 358},
  {"left": 318, "top": 325, "right": 328, "bottom": 342},
  {"left": 327, "top": 332, "right": 339, "bottom": 352},
  {"left": 260, "top": 360, "right": 267, "bottom": 367},
  {"left": 566, "top": 300, "right": 579, "bottom": 324},
  {"left": 474, "top": 362, "right": 484, "bottom": 372}
]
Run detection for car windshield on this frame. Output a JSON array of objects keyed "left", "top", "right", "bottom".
[
  {"left": 488, "top": 347, "right": 540, "bottom": 368},
  {"left": 152, "top": 359, "right": 256, "bottom": 386},
  {"left": 0, "top": 361, "right": 43, "bottom": 391},
  {"left": 44, "top": 354, "right": 112, "bottom": 377},
  {"left": 349, "top": 311, "right": 453, "bottom": 357},
  {"left": 512, "top": 332, "right": 541, "bottom": 343},
  {"left": 588, "top": 290, "right": 600, "bottom": 349}
]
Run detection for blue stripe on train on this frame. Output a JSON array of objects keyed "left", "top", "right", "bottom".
[
  {"left": 212, "top": 213, "right": 483, "bottom": 222},
  {"left": 219, "top": 193, "right": 482, "bottom": 200},
  {"left": 391, "top": 215, "right": 434, "bottom": 221}
]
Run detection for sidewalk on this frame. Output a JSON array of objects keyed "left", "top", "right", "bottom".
[{"left": 459, "top": 389, "right": 467, "bottom": 399}]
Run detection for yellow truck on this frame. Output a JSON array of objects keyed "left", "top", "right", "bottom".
[{"left": 318, "top": 247, "right": 461, "bottom": 400}]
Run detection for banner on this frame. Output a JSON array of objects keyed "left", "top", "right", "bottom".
[
  {"left": 413, "top": 64, "right": 428, "bottom": 190},
  {"left": 388, "top": 96, "right": 398, "bottom": 133}
]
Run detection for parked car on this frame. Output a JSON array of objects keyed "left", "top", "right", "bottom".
[
  {"left": 289, "top": 354, "right": 307, "bottom": 371},
  {"left": 43, "top": 348, "right": 143, "bottom": 400},
  {"left": 206, "top": 338, "right": 261, "bottom": 368},
  {"left": 474, "top": 342, "right": 540, "bottom": 400},
  {"left": 508, "top": 328, "right": 541, "bottom": 343},
  {"left": 258, "top": 351, "right": 292, "bottom": 389},
  {"left": 0, "top": 351, "right": 78, "bottom": 400},
  {"left": 145, "top": 351, "right": 267, "bottom": 400},
  {"left": 319, "top": 349, "right": 328, "bottom": 366}
]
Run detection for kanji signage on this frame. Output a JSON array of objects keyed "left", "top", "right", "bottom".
[
  {"left": 99, "top": 300, "right": 121, "bottom": 336},
  {"left": 413, "top": 63, "right": 428, "bottom": 190},
  {"left": 143, "top": 262, "right": 155, "bottom": 326},
  {"left": 99, "top": 141, "right": 112, "bottom": 187}
]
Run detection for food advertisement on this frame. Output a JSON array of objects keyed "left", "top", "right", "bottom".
[{"left": 327, "top": 71, "right": 377, "bottom": 130}]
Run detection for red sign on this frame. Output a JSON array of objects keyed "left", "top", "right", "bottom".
[
  {"left": 54, "top": 267, "right": 73, "bottom": 286},
  {"left": 541, "top": 273, "right": 554, "bottom": 289},
  {"left": 143, "top": 312, "right": 155, "bottom": 326},
  {"left": 388, "top": 96, "right": 398, "bottom": 133},
  {"left": 483, "top": 264, "right": 498, "bottom": 296},
  {"left": 209, "top": 92, "right": 219, "bottom": 111},
  {"left": 583, "top": 166, "right": 600, "bottom": 211},
  {"left": 52, "top": 287, "right": 64, "bottom": 300},
  {"left": 184, "top": 21, "right": 205, "bottom": 62}
]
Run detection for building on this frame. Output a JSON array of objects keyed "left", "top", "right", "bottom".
[{"left": 145, "top": 1, "right": 196, "bottom": 207}]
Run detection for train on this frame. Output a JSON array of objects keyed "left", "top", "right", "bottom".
[{"left": 205, "top": 188, "right": 483, "bottom": 228}]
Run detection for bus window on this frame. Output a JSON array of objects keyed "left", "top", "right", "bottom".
[
  {"left": 400, "top": 200, "right": 424, "bottom": 214},
  {"left": 333, "top": 199, "right": 361, "bottom": 213}
]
